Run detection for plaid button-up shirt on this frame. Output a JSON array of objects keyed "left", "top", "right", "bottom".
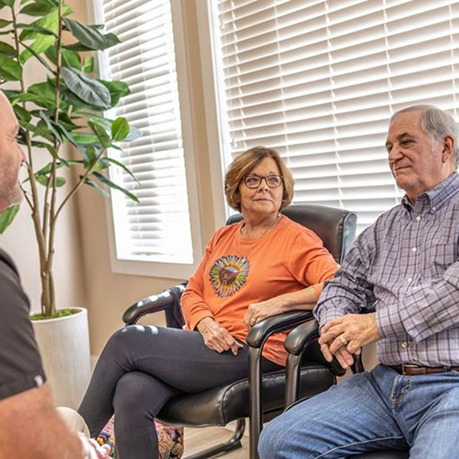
[{"left": 315, "top": 172, "right": 459, "bottom": 366}]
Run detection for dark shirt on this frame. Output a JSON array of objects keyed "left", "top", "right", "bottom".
[{"left": 0, "top": 248, "right": 46, "bottom": 401}]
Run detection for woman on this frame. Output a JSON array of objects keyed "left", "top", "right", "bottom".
[{"left": 78, "top": 146, "right": 339, "bottom": 458}]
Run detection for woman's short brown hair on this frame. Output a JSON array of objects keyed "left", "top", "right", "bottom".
[{"left": 224, "top": 146, "right": 295, "bottom": 212}]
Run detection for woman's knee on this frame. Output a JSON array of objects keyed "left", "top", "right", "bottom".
[
  {"left": 113, "top": 371, "right": 176, "bottom": 420},
  {"left": 113, "top": 372, "right": 154, "bottom": 413}
]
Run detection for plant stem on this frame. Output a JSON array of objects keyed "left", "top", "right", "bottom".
[
  {"left": 45, "top": 0, "right": 65, "bottom": 316},
  {"left": 55, "top": 149, "right": 107, "bottom": 221},
  {"left": 11, "top": 3, "right": 50, "bottom": 313}
]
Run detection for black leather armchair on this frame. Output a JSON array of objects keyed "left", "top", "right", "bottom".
[
  {"left": 284, "top": 322, "right": 409, "bottom": 459},
  {"left": 122, "top": 204, "right": 357, "bottom": 459}
]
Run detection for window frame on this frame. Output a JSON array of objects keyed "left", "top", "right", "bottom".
[{"left": 90, "top": 0, "right": 204, "bottom": 279}]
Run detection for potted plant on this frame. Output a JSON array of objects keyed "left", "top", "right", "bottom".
[{"left": 0, "top": 0, "right": 139, "bottom": 407}]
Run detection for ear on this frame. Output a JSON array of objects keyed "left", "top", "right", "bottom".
[{"left": 441, "top": 135, "right": 455, "bottom": 164}]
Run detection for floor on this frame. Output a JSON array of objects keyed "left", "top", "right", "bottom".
[{"left": 184, "top": 425, "right": 249, "bottom": 458}]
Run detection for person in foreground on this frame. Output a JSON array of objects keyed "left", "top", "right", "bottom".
[
  {"left": 78, "top": 146, "right": 339, "bottom": 458},
  {"left": 0, "top": 89, "right": 108, "bottom": 458},
  {"left": 259, "top": 104, "right": 459, "bottom": 459}
]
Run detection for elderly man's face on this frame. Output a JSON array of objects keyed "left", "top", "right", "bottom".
[
  {"left": 0, "top": 92, "right": 26, "bottom": 213},
  {"left": 385, "top": 110, "right": 455, "bottom": 203}
]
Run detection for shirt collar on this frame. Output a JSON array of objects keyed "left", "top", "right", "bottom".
[{"left": 401, "top": 172, "right": 459, "bottom": 213}]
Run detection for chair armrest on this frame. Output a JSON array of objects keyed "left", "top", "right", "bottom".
[
  {"left": 246, "top": 309, "right": 314, "bottom": 458},
  {"left": 122, "top": 283, "right": 187, "bottom": 325},
  {"left": 246, "top": 310, "right": 314, "bottom": 348},
  {"left": 284, "top": 319, "right": 320, "bottom": 355}
]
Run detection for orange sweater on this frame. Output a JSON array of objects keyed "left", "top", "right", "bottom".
[{"left": 181, "top": 215, "right": 339, "bottom": 366}]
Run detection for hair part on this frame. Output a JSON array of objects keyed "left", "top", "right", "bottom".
[
  {"left": 391, "top": 104, "right": 459, "bottom": 168},
  {"left": 224, "top": 146, "right": 295, "bottom": 212}
]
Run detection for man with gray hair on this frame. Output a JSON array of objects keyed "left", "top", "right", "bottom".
[
  {"left": 259, "top": 105, "right": 459, "bottom": 458},
  {"left": 0, "top": 90, "right": 108, "bottom": 458}
]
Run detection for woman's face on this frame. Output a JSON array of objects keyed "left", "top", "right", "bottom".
[{"left": 238, "top": 157, "right": 284, "bottom": 219}]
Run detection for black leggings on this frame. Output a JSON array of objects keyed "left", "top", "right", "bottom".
[{"left": 78, "top": 325, "right": 282, "bottom": 459}]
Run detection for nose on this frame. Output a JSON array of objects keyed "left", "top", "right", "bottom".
[
  {"left": 19, "top": 145, "right": 26, "bottom": 164},
  {"left": 257, "top": 177, "right": 269, "bottom": 190},
  {"left": 388, "top": 145, "right": 403, "bottom": 164}
]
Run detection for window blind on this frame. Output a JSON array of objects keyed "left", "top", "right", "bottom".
[
  {"left": 210, "top": 0, "right": 459, "bottom": 232},
  {"left": 95, "top": 0, "right": 194, "bottom": 264}
]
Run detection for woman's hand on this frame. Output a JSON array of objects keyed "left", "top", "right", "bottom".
[
  {"left": 196, "top": 317, "right": 243, "bottom": 355},
  {"left": 244, "top": 298, "right": 286, "bottom": 329}
]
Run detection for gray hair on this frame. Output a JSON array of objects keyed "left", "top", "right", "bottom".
[{"left": 391, "top": 105, "right": 459, "bottom": 168}]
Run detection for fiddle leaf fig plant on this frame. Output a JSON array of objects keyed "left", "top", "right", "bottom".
[{"left": 0, "top": 0, "right": 140, "bottom": 317}]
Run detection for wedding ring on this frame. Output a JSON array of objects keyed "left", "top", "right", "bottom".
[{"left": 339, "top": 335, "right": 349, "bottom": 346}]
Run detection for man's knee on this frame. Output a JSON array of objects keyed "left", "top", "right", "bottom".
[{"left": 259, "top": 416, "right": 290, "bottom": 459}]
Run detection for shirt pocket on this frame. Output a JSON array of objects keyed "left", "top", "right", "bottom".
[{"left": 427, "top": 242, "right": 458, "bottom": 277}]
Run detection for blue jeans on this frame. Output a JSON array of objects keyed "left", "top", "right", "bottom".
[{"left": 259, "top": 364, "right": 459, "bottom": 458}]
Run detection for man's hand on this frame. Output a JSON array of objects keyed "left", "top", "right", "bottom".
[
  {"left": 196, "top": 317, "right": 243, "bottom": 355},
  {"left": 80, "top": 436, "right": 111, "bottom": 458},
  {"left": 244, "top": 298, "right": 285, "bottom": 329},
  {"left": 318, "top": 313, "right": 379, "bottom": 369}
]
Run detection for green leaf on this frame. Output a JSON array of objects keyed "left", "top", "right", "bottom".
[
  {"left": 0, "top": 205, "right": 20, "bottom": 234},
  {"left": 0, "top": 41, "right": 17, "bottom": 57},
  {"left": 88, "top": 120, "right": 111, "bottom": 148},
  {"left": 61, "top": 67, "right": 111, "bottom": 109},
  {"left": 83, "top": 177, "right": 109, "bottom": 197},
  {"left": 13, "top": 104, "right": 31, "bottom": 122},
  {"left": 64, "top": 18, "right": 120, "bottom": 50},
  {"left": 19, "top": 34, "right": 55, "bottom": 64},
  {"left": 62, "top": 49, "right": 80, "bottom": 69},
  {"left": 104, "top": 157, "right": 138, "bottom": 183},
  {"left": 18, "top": 23, "right": 58, "bottom": 40},
  {"left": 20, "top": 2, "right": 56, "bottom": 16},
  {"left": 0, "top": 19, "right": 10, "bottom": 29},
  {"left": 93, "top": 171, "right": 139, "bottom": 203},
  {"left": 0, "top": 54, "right": 22, "bottom": 81},
  {"left": 3, "top": 0, "right": 14, "bottom": 7},
  {"left": 31, "top": 141, "right": 58, "bottom": 159},
  {"left": 28, "top": 80, "right": 57, "bottom": 110},
  {"left": 111, "top": 117, "right": 129, "bottom": 141},
  {"left": 83, "top": 56, "right": 94, "bottom": 73},
  {"left": 20, "top": 40, "right": 55, "bottom": 72},
  {"left": 19, "top": 120, "right": 54, "bottom": 143},
  {"left": 99, "top": 79, "right": 129, "bottom": 107},
  {"left": 123, "top": 125, "right": 142, "bottom": 143},
  {"left": 36, "top": 174, "right": 66, "bottom": 187},
  {"left": 37, "top": 111, "right": 64, "bottom": 143},
  {"left": 72, "top": 132, "right": 100, "bottom": 145},
  {"left": 45, "top": 45, "right": 80, "bottom": 69}
]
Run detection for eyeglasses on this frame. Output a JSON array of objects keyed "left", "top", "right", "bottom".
[{"left": 243, "top": 174, "right": 283, "bottom": 189}]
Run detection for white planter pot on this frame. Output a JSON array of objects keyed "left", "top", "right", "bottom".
[{"left": 32, "top": 307, "right": 91, "bottom": 409}]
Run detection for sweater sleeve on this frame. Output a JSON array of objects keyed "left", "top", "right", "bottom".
[
  {"left": 181, "top": 229, "right": 220, "bottom": 331},
  {"left": 288, "top": 228, "right": 340, "bottom": 295}
]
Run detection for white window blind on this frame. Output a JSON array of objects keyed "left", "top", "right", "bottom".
[
  {"left": 95, "top": 0, "right": 194, "bottom": 264},
  {"left": 209, "top": 0, "right": 459, "bottom": 232}
]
